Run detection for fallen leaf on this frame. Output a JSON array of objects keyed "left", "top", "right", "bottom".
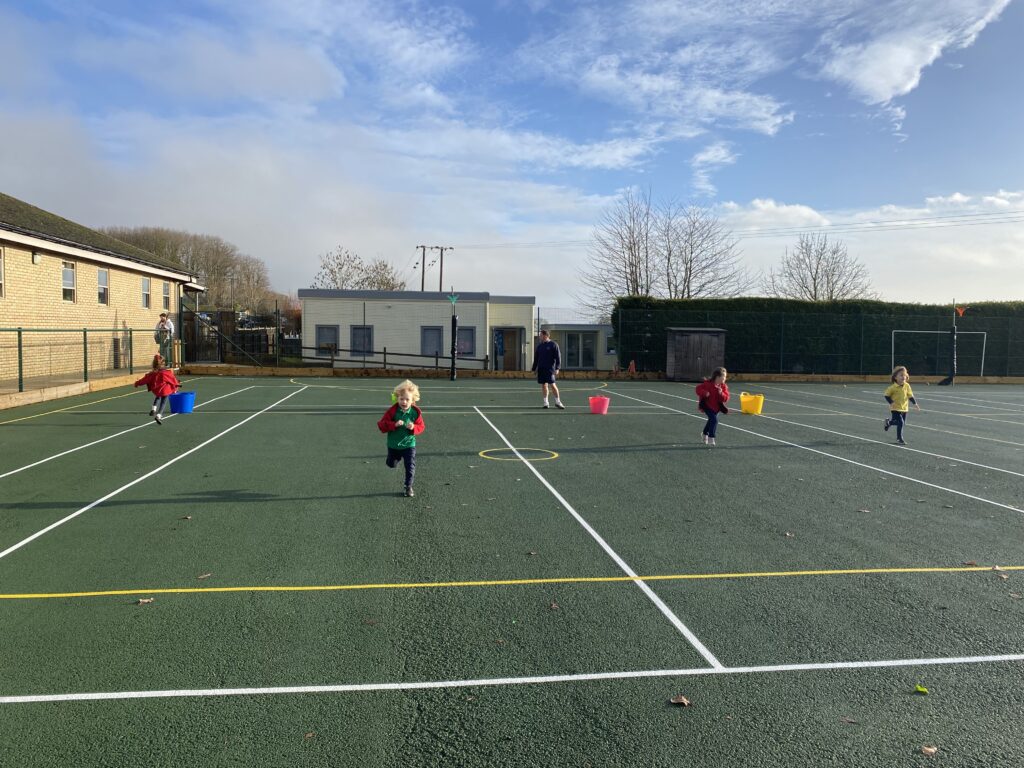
[
  {"left": 915, "top": 684, "right": 929, "bottom": 695},
  {"left": 180, "top": 515, "right": 192, "bottom": 520},
  {"left": 465, "top": 695, "right": 476, "bottom": 702},
  {"left": 1009, "top": 593, "right": 1022, "bottom": 599},
  {"left": 527, "top": 551, "right": 537, "bottom": 556},
  {"left": 361, "top": 618, "right": 378, "bottom": 626},
  {"left": 944, "top": 505, "right": 954, "bottom": 509},
  {"left": 197, "top": 573, "right": 212, "bottom": 580},
  {"left": 921, "top": 745, "right": 938, "bottom": 757},
  {"left": 304, "top": 732, "right": 315, "bottom": 740},
  {"left": 998, "top": 573, "right": 1009, "bottom": 581},
  {"left": 858, "top": 509, "right": 871, "bottom": 513},
  {"left": 136, "top": 598, "right": 154, "bottom": 605},
  {"left": 669, "top": 695, "right": 692, "bottom": 706},
  {"left": 784, "top": 532, "right": 795, "bottom": 538},
  {"left": 549, "top": 601, "right": 560, "bottom": 610},
  {"left": 915, "top": 499, "right": 926, "bottom": 503},
  {"left": 992, "top": 565, "right": 1004, "bottom": 571},
  {"left": 839, "top": 716, "right": 858, "bottom": 724},
  {"left": 962, "top": 561, "right": 978, "bottom": 566}
]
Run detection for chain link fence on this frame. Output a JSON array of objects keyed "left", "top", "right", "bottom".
[{"left": 613, "top": 308, "right": 1024, "bottom": 376}]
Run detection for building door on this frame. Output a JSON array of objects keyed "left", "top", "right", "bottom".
[{"left": 493, "top": 328, "right": 520, "bottom": 370}]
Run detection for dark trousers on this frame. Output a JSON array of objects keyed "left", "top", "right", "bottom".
[
  {"left": 889, "top": 411, "right": 907, "bottom": 440},
  {"left": 153, "top": 395, "right": 168, "bottom": 415},
  {"left": 701, "top": 407, "right": 719, "bottom": 438},
  {"left": 386, "top": 447, "right": 416, "bottom": 487}
]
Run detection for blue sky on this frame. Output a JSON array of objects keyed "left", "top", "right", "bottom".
[{"left": 0, "top": 0, "right": 1021, "bottom": 307}]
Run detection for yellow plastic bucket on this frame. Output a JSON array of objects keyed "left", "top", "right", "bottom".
[{"left": 739, "top": 392, "right": 764, "bottom": 415}]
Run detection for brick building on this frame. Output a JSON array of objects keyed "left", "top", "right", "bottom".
[{"left": 0, "top": 192, "right": 200, "bottom": 390}]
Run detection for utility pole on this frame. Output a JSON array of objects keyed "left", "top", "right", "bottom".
[
  {"left": 416, "top": 245, "right": 428, "bottom": 291},
  {"left": 430, "top": 246, "right": 454, "bottom": 292}
]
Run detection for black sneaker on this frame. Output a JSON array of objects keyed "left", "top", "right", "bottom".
[
  {"left": 883, "top": 419, "right": 890, "bottom": 431},
  {"left": 896, "top": 438, "right": 906, "bottom": 445},
  {"left": 404, "top": 486, "right": 414, "bottom": 497}
]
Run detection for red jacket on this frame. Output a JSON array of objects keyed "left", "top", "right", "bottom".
[
  {"left": 135, "top": 368, "right": 180, "bottom": 397},
  {"left": 377, "top": 403, "right": 426, "bottom": 436},
  {"left": 695, "top": 379, "right": 730, "bottom": 413}
]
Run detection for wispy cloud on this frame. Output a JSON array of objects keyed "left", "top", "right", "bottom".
[{"left": 691, "top": 142, "right": 737, "bottom": 196}]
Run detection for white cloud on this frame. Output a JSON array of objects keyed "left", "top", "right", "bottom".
[
  {"left": 812, "top": 0, "right": 1011, "bottom": 104},
  {"left": 691, "top": 142, "right": 737, "bottom": 196}
]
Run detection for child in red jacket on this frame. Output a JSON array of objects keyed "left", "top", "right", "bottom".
[
  {"left": 377, "top": 379, "right": 426, "bottom": 497},
  {"left": 134, "top": 354, "right": 180, "bottom": 424},
  {"left": 695, "top": 367, "right": 729, "bottom": 447}
]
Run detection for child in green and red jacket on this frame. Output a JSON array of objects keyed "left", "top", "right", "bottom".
[{"left": 377, "top": 379, "right": 426, "bottom": 497}]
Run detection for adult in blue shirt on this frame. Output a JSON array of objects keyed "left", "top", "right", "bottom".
[{"left": 531, "top": 329, "right": 565, "bottom": 409}]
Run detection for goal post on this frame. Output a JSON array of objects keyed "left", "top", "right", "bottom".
[{"left": 890, "top": 329, "right": 987, "bottom": 377}]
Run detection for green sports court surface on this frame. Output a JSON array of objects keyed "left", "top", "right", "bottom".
[{"left": 1, "top": 376, "right": 1023, "bottom": 767}]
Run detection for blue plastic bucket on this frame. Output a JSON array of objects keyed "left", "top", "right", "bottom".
[{"left": 168, "top": 391, "right": 196, "bottom": 414}]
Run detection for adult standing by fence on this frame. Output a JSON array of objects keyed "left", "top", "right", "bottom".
[{"left": 154, "top": 312, "right": 174, "bottom": 364}]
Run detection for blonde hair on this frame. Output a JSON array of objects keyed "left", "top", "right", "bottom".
[
  {"left": 393, "top": 379, "right": 421, "bottom": 403},
  {"left": 151, "top": 354, "right": 166, "bottom": 371},
  {"left": 891, "top": 365, "right": 909, "bottom": 383}
]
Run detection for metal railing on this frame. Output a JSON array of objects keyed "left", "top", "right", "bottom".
[
  {"left": 0, "top": 327, "right": 173, "bottom": 394},
  {"left": 298, "top": 345, "right": 490, "bottom": 371}
]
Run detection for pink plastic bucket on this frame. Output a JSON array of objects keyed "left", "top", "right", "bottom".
[{"left": 588, "top": 395, "right": 610, "bottom": 415}]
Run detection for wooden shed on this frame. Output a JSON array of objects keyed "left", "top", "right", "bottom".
[{"left": 666, "top": 327, "right": 726, "bottom": 381}]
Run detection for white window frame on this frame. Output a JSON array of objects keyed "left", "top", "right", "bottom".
[
  {"left": 98, "top": 268, "right": 109, "bottom": 305},
  {"left": 62, "top": 260, "right": 76, "bottom": 303},
  {"left": 162, "top": 281, "right": 171, "bottom": 310},
  {"left": 142, "top": 277, "right": 151, "bottom": 309},
  {"left": 0, "top": 247, "right": 5, "bottom": 298}
]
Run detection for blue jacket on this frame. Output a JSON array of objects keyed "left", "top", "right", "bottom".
[{"left": 531, "top": 340, "right": 561, "bottom": 371}]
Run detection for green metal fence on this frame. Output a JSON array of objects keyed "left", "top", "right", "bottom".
[
  {"left": 613, "top": 309, "right": 1024, "bottom": 376},
  {"left": 0, "top": 327, "right": 172, "bottom": 394}
]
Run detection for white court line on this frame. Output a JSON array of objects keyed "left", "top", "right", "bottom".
[
  {"left": 905, "top": 391, "right": 1024, "bottom": 412},
  {"left": 3, "top": 652, "right": 1022, "bottom": 705},
  {"left": 652, "top": 390, "right": 1024, "bottom": 480},
  {"left": 0, "top": 386, "right": 307, "bottom": 562},
  {"left": 472, "top": 406, "right": 723, "bottom": 670},
  {"left": 760, "top": 385, "right": 1024, "bottom": 441},
  {"left": 608, "top": 391, "right": 1024, "bottom": 516},
  {"left": 0, "top": 386, "right": 257, "bottom": 481}
]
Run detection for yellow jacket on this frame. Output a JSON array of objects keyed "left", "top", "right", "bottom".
[{"left": 884, "top": 382, "right": 916, "bottom": 412}]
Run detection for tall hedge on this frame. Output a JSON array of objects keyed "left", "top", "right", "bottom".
[{"left": 610, "top": 297, "right": 1024, "bottom": 376}]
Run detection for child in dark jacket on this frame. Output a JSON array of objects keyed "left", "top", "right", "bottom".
[
  {"left": 377, "top": 379, "right": 426, "bottom": 497},
  {"left": 134, "top": 354, "right": 180, "bottom": 424},
  {"left": 695, "top": 367, "right": 730, "bottom": 447}
]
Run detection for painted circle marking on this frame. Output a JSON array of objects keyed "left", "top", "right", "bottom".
[{"left": 479, "top": 448, "right": 559, "bottom": 462}]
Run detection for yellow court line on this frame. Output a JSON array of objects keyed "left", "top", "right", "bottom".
[
  {"left": 0, "top": 378, "right": 197, "bottom": 425},
  {"left": 3, "top": 564, "right": 1022, "bottom": 600}
]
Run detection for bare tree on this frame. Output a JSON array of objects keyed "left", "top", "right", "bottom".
[
  {"left": 103, "top": 226, "right": 266, "bottom": 309},
  {"left": 656, "top": 203, "right": 753, "bottom": 299},
  {"left": 311, "top": 247, "right": 407, "bottom": 290},
  {"left": 763, "top": 233, "right": 876, "bottom": 301},
  {"left": 359, "top": 258, "right": 407, "bottom": 290},
  {"left": 578, "top": 188, "right": 656, "bottom": 312},
  {"left": 311, "top": 247, "right": 365, "bottom": 289}
]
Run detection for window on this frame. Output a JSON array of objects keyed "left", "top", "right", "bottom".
[
  {"left": 162, "top": 281, "right": 171, "bottom": 310},
  {"left": 456, "top": 327, "right": 476, "bottom": 357},
  {"left": 315, "top": 325, "right": 339, "bottom": 357},
  {"left": 142, "top": 277, "right": 151, "bottom": 308},
  {"left": 606, "top": 334, "right": 616, "bottom": 355},
  {"left": 62, "top": 261, "right": 76, "bottom": 302},
  {"left": 421, "top": 326, "right": 443, "bottom": 357},
  {"left": 351, "top": 325, "right": 373, "bottom": 356},
  {"left": 565, "top": 332, "right": 598, "bottom": 368},
  {"left": 0, "top": 247, "right": 4, "bottom": 298},
  {"left": 97, "top": 269, "right": 109, "bottom": 305}
]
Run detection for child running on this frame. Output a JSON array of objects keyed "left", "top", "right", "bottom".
[
  {"left": 883, "top": 365, "right": 920, "bottom": 445},
  {"left": 695, "top": 367, "right": 730, "bottom": 447},
  {"left": 377, "top": 379, "right": 426, "bottom": 497},
  {"left": 134, "top": 354, "right": 180, "bottom": 424}
]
